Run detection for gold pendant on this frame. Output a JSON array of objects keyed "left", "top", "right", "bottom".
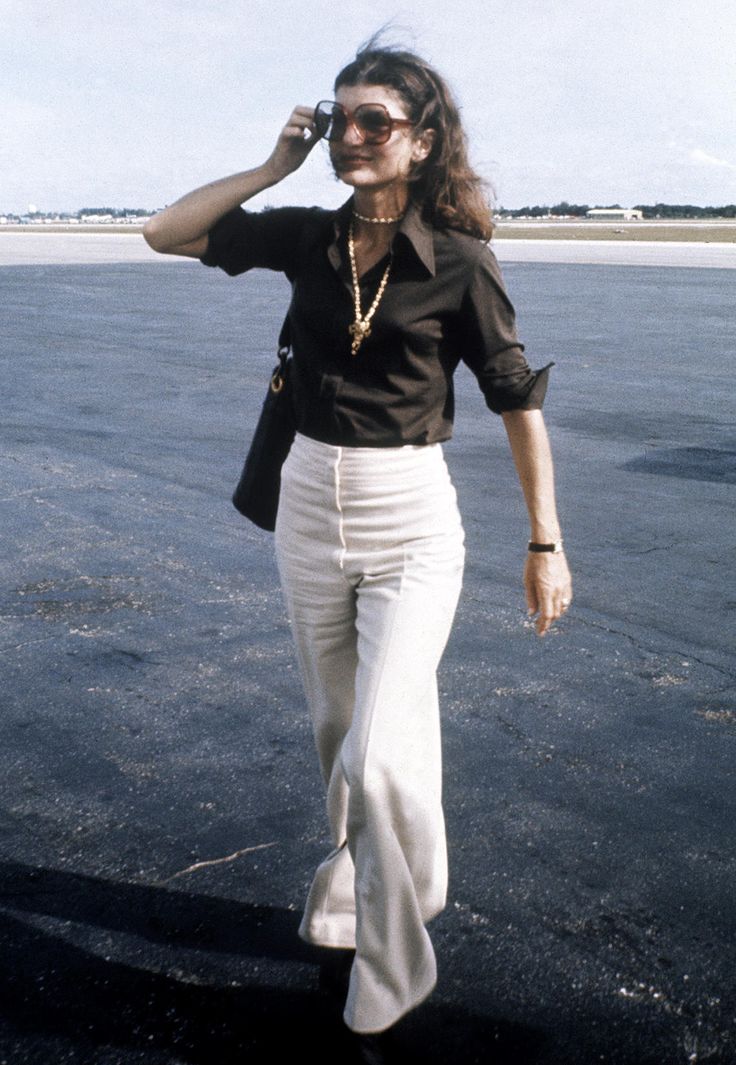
[{"left": 349, "top": 319, "right": 371, "bottom": 355}]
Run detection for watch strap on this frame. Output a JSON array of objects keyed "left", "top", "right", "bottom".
[{"left": 528, "top": 540, "right": 564, "bottom": 553}]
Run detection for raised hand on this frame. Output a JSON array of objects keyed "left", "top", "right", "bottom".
[{"left": 265, "top": 106, "right": 320, "bottom": 182}]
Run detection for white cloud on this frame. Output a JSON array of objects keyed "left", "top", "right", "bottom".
[{"left": 689, "top": 149, "right": 736, "bottom": 171}]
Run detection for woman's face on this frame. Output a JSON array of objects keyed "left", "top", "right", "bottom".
[{"left": 329, "top": 83, "right": 431, "bottom": 193}]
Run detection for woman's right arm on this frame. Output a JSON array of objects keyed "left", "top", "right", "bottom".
[{"left": 142, "top": 106, "right": 318, "bottom": 258}]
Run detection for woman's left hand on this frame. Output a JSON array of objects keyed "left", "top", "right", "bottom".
[{"left": 524, "top": 550, "right": 572, "bottom": 636}]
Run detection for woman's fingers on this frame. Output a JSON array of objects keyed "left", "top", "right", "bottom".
[
  {"left": 534, "top": 594, "right": 556, "bottom": 636},
  {"left": 268, "top": 107, "right": 319, "bottom": 179},
  {"left": 557, "top": 588, "right": 573, "bottom": 614},
  {"left": 282, "top": 106, "right": 317, "bottom": 139},
  {"left": 524, "top": 568, "right": 539, "bottom": 617},
  {"left": 524, "top": 552, "right": 572, "bottom": 637}
]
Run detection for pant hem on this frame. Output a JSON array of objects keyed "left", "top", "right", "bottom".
[
  {"left": 298, "top": 923, "right": 356, "bottom": 951},
  {"left": 343, "top": 973, "right": 437, "bottom": 1034}
]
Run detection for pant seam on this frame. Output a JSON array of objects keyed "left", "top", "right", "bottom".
[{"left": 333, "top": 446, "right": 349, "bottom": 579}]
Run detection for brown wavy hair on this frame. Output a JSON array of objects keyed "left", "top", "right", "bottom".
[{"left": 334, "top": 41, "right": 494, "bottom": 241}]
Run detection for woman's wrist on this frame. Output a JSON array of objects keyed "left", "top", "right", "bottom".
[
  {"left": 260, "top": 156, "right": 290, "bottom": 188},
  {"left": 528, "top": 521, "right": 562, "bottom": 543}
]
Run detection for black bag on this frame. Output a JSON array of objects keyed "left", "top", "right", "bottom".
[{"left": 232, "top": 318, "right": 296, "bottom": 532}]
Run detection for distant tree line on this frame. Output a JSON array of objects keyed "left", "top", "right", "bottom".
[
  {"left": 499, "top": 202, "right": 592, "bottom": 218},
  {"left": 77, "top": 207, "right": 151, "bottom": 217},
  {"left": 633, "top": 203, "right": 736, "bottom": 219},
  {"left": 497, "top": 201, "right": 736, "bottom": 219},
  {"left": 1, "top": 206, "right": 154, "bottom": 222}
]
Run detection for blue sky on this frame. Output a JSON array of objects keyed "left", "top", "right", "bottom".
[{"left": 2, "top": 0, "right": 735, "bottom": 213}]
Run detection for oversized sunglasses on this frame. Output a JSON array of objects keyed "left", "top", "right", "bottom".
[{"left": 313, "top": 100, "right": 415, "bottom": 145}]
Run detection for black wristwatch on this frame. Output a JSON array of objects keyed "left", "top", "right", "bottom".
[{"left": 528, "top": 539, "right": 564, "bottom": 553}]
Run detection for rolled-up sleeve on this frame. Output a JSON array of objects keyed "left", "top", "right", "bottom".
[
  {"left": 458, "top": 249, "right": 553, "bottom": 414},
  {"left": 200, "top": 206, "right": 314, "bottom": 279}
]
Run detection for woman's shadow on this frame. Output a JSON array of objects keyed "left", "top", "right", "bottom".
[{"left": 0, "top": 859, "right": 544, "bottom": 1063}]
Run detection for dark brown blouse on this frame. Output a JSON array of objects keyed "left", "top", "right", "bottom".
[{"left": 201, "top": 197, "right": 551, "bottom": 447}]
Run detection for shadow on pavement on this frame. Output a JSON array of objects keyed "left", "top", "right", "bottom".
[{"left": 0, "top": 860, "right": 545, "bottom": 1064}]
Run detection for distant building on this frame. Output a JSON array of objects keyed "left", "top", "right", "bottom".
[{"left": 586, "top": 208, "right": 643, "bottom": 221}]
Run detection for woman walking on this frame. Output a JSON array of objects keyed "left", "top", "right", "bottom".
[{"left": 144, "top": 39, "right": 572, "bottom": 1059}]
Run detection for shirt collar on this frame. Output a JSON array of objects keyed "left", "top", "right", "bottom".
[{"left": 327, "top": 197, "right": 436, "bottom": 278}]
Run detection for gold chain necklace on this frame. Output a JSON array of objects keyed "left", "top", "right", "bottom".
[{"left": 347, "top": 220, "right": 392, "bottom": 356}]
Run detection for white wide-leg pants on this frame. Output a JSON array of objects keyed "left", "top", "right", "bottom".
[{"left": 274, "top": 433, "right": 465, "bottom": 1034}]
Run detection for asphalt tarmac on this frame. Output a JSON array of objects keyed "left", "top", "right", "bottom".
[{"left": 1, "top": 253, "right": 735, "bottom": 1064}]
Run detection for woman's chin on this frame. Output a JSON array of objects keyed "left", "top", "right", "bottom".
[
  {"left": 334, "top": 170, "right": 396, "bottom": 191},
  {"left": 334, "top": 173, "right": 378, "bottom": 191},
  {"left": 333, "top": 163, "right": 367, "bottom": 181}
]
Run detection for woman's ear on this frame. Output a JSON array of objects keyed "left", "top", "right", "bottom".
[{"left": 412, "top": 127, "right": 436, "bottom": 163}]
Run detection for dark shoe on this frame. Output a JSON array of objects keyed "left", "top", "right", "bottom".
[
  {"left": 351, "top": 1028, "right": 402, "bottom": 1065},
  {"left": 318, "top": 947, "right": 356, "bottom": 1004}
]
